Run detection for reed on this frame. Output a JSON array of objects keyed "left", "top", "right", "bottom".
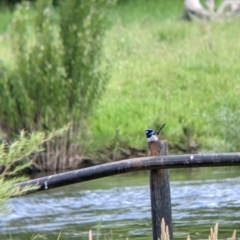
[{"left": 88, "top": 220, "right": 237, "bottom": 240}]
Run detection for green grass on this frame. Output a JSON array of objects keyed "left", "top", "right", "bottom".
[
  {"left": 1, "top": 0, "right": 240, "bottom": 155},
  {"left": 0, "top": 8, "right": 11, "bottom": 34},
  {"left": 90, "top": 1, "right": 240, "bottom": 153},
  {"left": 0, "top": 8, "right": 13, "bottom": 66}
]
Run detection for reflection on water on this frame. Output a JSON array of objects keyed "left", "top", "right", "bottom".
[{"left": 1, "top": 167, "right": 240, "bottom": 240}]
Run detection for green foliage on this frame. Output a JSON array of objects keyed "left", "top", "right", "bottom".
[
  {"left": 213, "top": 107, "right": 240, "bottom": 152},
  {"left": 0, "top": 126, "right": 68, "bottom": 213},
  {"left": 0, "top": 0, "right": 112, "bottom": 167},
  {"left": 59, "top": 0, "right": 111, "bottom": 123},
  {"left": 112, "top": 0, "right": 183, "bottom": 25},
  {"left": 90, "top": 3, "right": 240, "bottom": 153},
  {"left": 8, "top": 0, "right": 68, "bottom": 131},
  {"left": 3, "top": 0, "right": 111, "bottom": 132},
  {"left": 0, "top": 8, "right": 12, "bottom": 34}
]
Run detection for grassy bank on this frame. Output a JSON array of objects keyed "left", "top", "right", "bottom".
[
  {"left": 1, "top": 0, "right": 240, "bottom": 157},
  {"left": 90, "top": 0, "right": 240, "bottom": 154}
]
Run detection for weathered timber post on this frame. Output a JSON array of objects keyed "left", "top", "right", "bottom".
[{"left": 149, "top": 140, "right": 173, "bottom": 240}]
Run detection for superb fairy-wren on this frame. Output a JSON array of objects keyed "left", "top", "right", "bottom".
[{"left": 145, "top": 123, "right": 165, "bottom": 156}]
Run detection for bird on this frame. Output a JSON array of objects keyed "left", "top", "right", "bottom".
[{"left": 145, "top": 123, "right": 165, "bottom": 156}]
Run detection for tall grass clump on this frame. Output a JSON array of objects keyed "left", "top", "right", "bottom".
[
  {"left": 0, "top": 0, "right": 112, "bottom": 171},
  {"left": 88, "top": 221, "right": 236, "bottom": 240}
]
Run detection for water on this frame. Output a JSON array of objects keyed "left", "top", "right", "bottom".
[{"left": 1, "top": 167, "right": 240, "bottom": 240}]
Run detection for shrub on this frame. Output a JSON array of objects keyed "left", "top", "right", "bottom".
[
  {"left": 0, "top": 126, "right": 67, "bottom": 213},
  {"left": 0, "top": 0, "right": 112, "bottom": 171}
]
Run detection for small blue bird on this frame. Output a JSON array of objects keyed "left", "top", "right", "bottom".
[
  {"left": 145, "top": 129, "right": 158, "bottom": 142},
  {"left": 145, "top": 123, "right": 165, "bottom": 156},
  {"left": 145, "top": 123, "right": 165, "bottom": 141}
]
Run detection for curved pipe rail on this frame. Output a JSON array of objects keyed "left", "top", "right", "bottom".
[{"left": 18, "top": 152, "right": 240, "bottom": 194}]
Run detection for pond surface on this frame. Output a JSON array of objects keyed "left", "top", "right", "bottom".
[{"left": 1, "top": 167, "right": 240, "bottom": 240}]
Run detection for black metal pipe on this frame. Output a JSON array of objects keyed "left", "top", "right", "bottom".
[{"left": 18, "top": 152, "right": 240, "bottom": 194}]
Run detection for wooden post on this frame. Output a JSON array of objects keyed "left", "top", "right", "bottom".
[{"left": 149, "top": 140, "right": 173, "bottom": 240}]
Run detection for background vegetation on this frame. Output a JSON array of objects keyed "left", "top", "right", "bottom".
[
  {"left": 0, "top": 0, "right": 112, "bottom": 170},
  {"left": 0, "top": 127, "right": 67, "bottom": 214},
  {"left": 90, "top": 0, "right": 240, "bottom": 154},
  {"left": 0, "top": 0, "right": 240, "bottom": 167}
]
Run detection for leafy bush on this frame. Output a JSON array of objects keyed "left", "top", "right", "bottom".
[
  {"left": 0, "top": 0, "right": 112, "bottom": 170},
  {"left": 0, "top": 127, "right": 67, "bottom": 213}
]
